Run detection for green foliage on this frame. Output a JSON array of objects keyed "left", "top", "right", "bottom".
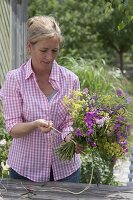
[
  {"left": 59, "top": 57, "right": 132, "bottom": 185},
  {"left": 59, "top": 57, "right": 133, "bottom": 126},
  {"left": 95, "top": 0, "right": 133, "bottom": 73},
  {"left": 80, "top": 152, "right": 119, "bottom": 185},
  {"left": 28, "top": 0, "right": 106, "bottom": 60},
  {"left": 0, "top": 112, "right": 11, "bottom": 177},
  {"left": 28, "top": 0, "right": 133, "bottom": 73},
  {"left": 59, "top": 57, "right": 127, "bottom": 94},
  {"left": 109, "top": 0, "right": 133, "bottom": 30}
]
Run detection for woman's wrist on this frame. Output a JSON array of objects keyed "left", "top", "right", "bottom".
[{"left": 31, "top": 120, "right": 38, "bottom": 129}]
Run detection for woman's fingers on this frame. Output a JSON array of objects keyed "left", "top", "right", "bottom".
[
  {"left": 35, "top": 119, "right": 53, "bottom": 133},
  {"left": 75, "top": 144, "right": 86, "bottom": 154},
  {"left": 64, "top": 133, "right": 72, "bottom": 142}
]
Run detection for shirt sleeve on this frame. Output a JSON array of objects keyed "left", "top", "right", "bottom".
[
  {"left": 60, "top": 75, "right": 80, "bottom": 140},
  {"left": 1, "top": 72, "right": 23, "bottom": 133}
]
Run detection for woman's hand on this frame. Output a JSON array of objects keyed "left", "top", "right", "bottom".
[
  {"left": 64, "top": 134, "right": 86, "bottom": 154},
  {"left": 35, "top": 119, "right": 53, "bottom": 133},
  {"left": 10, "top": 119, "right": 53, "bottom": 138},
  {"left": 75, "top": 144, "right": 86, "bottom": 154},
  {"left": 64, "top": 133, "right": 72, "bottom": 142}
]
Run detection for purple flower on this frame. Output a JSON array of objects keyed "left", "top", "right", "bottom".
[
  {"left": 124, "top": 148, "right": 128, "bottom": 153},
  {"left": 123, "top": 134, "right": 127, "bottom": 139},
  {"left": 95, "top": 116, "right": 109, "bottom": 127},
  {"left": 113, "top": 123, "right": 121, "bottom": 131},
  {"left": 123, "top": 91, "right": 132, "bottom": 104},
  {"left": 90, "top": 142, "right": 97, "bottom": 147},
  {"left": 121, "top": 145, "right": 128, "bottom": 153},
  {"left": 120, "top": 141, "right": 127, "bottom": 145},
  {"left": 87, "top": 138, "right": 97, "bottom": 147},
  {"left": 92, "top": 94, "right": 98, "bottom": 101},
  {"left": 125, "top": 124, "right": 131, "bottom": 132},
  {"left": 117, "top": 132, "right": 121, "bottom": 139},
  {"left": 126, "top": 96, "right": 131, "bottom": 104},
  {"left": 83, "top": 88, "right": 89, "bottom": 94},
  {"left": 117, "top": 89, "right": 123, "bottom": 97},
  {"left": 117, "top": 116, "right": 125, "bottom": 122},
  {"left": 86, "top": 129, "right": 94, "bottom": 136},
  {"left": 75, "top": 128, "right": 82, "bottom": 137},
  {"left": 84, "top": 112, "right": 97, "bottom": 128},
  {"left": 125, "top": 149, "right": 128, "bottom": 153}
]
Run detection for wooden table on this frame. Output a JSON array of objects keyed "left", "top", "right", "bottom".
[{"left": 0, "top": 179, "right": 133, "bottom": 200}]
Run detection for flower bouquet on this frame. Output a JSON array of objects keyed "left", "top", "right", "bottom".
[{"left": 56, "top": 88, "right": 132, "bottom": 161}]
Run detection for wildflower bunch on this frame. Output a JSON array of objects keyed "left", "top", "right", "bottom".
[{"left": 56, "top": 88, "right": 131, "bottom": 161}]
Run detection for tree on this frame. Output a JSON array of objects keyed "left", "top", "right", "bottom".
[
  {"left": 28, "top": 0, "right": 106, "bottom": 60},
  {"left": 28, "top": 0, "right": 133, "bottom": 73},
  {"left": 95, "top": 0, "right": 133, "bottom": 73}
]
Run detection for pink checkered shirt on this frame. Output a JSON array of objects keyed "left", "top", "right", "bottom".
[{"left": 1, "top": 59, "right": 81, "bottom": 182}]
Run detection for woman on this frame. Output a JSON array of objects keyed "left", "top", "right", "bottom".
[{"left": 1, "top": 16, "right": 82, "bottom": 182}]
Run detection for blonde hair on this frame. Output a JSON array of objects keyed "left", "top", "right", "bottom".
[{"left": 27, "top": 16, "right": 63, "bottom": 44}]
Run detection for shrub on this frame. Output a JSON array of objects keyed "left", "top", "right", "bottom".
[{"left": 0, "top": 111, "right": 11, "bottom": 177}]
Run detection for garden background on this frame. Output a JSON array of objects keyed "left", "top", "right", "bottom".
[{"left": 0, "top": 0, "right": 133, "bottom": 185}]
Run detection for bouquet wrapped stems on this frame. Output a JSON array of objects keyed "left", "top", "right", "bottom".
[
  {"left": 55, "top": 88, "right": 131, "bottom": 163},
  {"left": 52, "top": 127, "right": 77, "bottom": 160},
  {"left": 56, "top": 139, "right": 76, "bottom": 161},
  {"left": 56, "top": 136, "right": 88, "bottom": 161}
]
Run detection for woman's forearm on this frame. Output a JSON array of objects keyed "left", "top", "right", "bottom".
[
  {"left": 10, "top": 119, "right": 53, "bottom": 138},
  {"left": 10, "top": 121, "right": 37, "bottom": 138}
]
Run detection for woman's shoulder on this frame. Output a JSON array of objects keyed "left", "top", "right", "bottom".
[{"left": 5, "top": 61, "right": 28, "bottom": 80}]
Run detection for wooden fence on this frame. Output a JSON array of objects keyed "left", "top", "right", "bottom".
[
  {"left": 0, "top": 0, "right": 28, "bottom": 88},
  {"left": 0, "top": 0, "right": 11, "bottom": 88}
]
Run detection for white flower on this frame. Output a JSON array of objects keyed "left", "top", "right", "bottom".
[
  {"left": 1, "top": 161, "right": 9, "bottom": 171},
  {"left": 0, "top": 139, "right": 6, "bottom": 146},
  {"left": 96, "top": 118, "right": 105, "bottom": 127},
  {"left": 96, "top": 116, "right": 110, "bottom": 127}
]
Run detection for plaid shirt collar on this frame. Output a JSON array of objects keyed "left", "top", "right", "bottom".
[{"left": 25, "top": 58, "right": 60, "bottom": 82}]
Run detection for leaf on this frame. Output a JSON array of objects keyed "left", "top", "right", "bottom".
[
  {"left": 130, "top": 15, "right": 133, "bottom": 21},
  {"left": 118, "top": 21, "right": 125, "bottom": 30}
]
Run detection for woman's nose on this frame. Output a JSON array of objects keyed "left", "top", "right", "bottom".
[{"left": 45, "top": 51, "right": 53, "bottom": 61}]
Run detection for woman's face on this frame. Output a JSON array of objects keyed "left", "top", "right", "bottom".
[{"left": 28, "top": 37, "right": 60, "bottom": 72}]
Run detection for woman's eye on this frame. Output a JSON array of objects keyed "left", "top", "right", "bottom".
[
  {"left": 40, "top": 49, "right": 59, "bottom": 53},
  {"left": 52, "top": 49, "right": 58, "bottom": 53},
  {"left": 40, "top": 50, "right": 47, "bottom": 53}
]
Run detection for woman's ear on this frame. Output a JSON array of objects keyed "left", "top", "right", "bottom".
[{"left": 27, "top": 41, "right": 32, "bottom": 54}]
